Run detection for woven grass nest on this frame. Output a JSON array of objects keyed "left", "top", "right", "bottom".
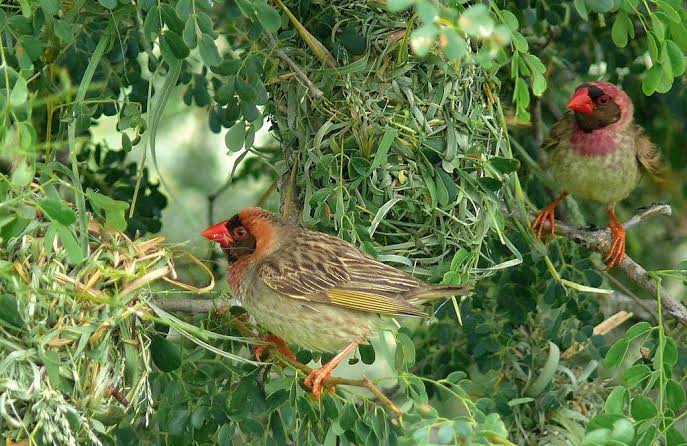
[
  {"left": 0, "top": 185, "right": 213, "bottom": 446},
  {"left": 267, "top": 1, "right": 519, "bottom": 283}
]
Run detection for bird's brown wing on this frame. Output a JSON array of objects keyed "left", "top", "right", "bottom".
[
  {"left": 258, "top": 231, "right": 429, "bottom": 317},
  {"left": 541, "top": 112, "right": 573, "bottom": 152},
  {"left": 632, "top": 124, "right": 663, "bottom": 180}
]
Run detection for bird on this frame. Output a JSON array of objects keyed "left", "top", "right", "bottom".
[
  {"left": 532, "top": 80, "right": 662, "bottom": 269},
  {"left": 202, "top": 208, "right": 470, "bottom": 398}
]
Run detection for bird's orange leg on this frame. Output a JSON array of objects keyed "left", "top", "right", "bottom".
[
  {"left": 532, "top": 192, "right": 569, "bottom": 240},
  {"left": 604, "top": 207, "right": 626, "bottom": 270},
  {"left": 254, "top": 336, "right": 296, "bottom": 362},
  {"left": 304, "top": 339, "right": 361, "bottom": 399}
]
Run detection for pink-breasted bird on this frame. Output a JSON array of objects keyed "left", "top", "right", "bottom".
[
  {"left": 202, "top": 208, "right": 469, "bottom": 398},
  {"left": 532, "top": 81, "right": 662, "bottom": 268}
]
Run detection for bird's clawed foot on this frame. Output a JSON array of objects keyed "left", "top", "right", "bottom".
[
  {"left": 604, "top": 218, "right": 626, "bottom": 270},
  {"left": 254, "top": 335, "right": 296, "bottom": 362},
  {"left": 532, "top": 204, "right": 557, "bottom": 240},
  {"left": 304, "top": 367, "right": 336, "bottom": 399},
  {"left": 532, "top": 192, "right": 569, "bottom": 241}
]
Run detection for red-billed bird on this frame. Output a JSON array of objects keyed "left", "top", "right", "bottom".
[
  {"left": 532, "top": 81, "right": 661, "bottom": 269},
  {"left": 202, "top": 208, "right": 469, "bottom": 398}
]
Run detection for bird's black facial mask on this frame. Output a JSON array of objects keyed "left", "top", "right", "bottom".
[
  {"left": 574, "top": 84, "right": 622, "bottom": 132},
  {"left": 223, "top": 215, "right": 256, "bottom": 263}
]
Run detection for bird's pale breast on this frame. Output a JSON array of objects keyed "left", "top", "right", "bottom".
[{"left": 551, "top": 130, "right": 640, "bottom": 204}]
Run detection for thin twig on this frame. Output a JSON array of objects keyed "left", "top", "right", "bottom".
[
  {"left": 531, "top": 204, "right": 687, "bottom": 326},
  {"left": 267, "top": 33, "right": 324, "bottom": 99},
  {"left": 153, "top": 297, "right": 230, "bottom": 313}
]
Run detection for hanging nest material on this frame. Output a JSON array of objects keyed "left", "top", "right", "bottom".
[
  {"left": 265, "top": 1, "right": 519, "bottom": 282},
  {"left": 0, "top": 185, "right": 213, "bottom": 446}
]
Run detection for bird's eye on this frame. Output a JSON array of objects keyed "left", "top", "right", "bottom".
[
  {"left": 598, "top": 95, "right": 610, "bottom": 105},
  {"left": 233, "top": 226, "right": 249, "bottom": 239}
]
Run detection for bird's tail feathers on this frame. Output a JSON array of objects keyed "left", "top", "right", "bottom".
[{"left": 405, "top": 284, "right": 472, "bottom": 305}]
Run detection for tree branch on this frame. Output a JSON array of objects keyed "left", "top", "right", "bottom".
[{"left": 533, "top": 204, "right": 687, "bottom": 326}]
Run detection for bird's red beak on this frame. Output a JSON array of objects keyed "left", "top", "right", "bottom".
[
  {"left": 567, "top": 87, "right": 594, "bottom": 114},
  {"left": 201, "top": 220, "right": 232, "bottom": 248}
]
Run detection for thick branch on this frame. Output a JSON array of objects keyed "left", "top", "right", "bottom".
[{"left": 534, "top": 204, "right": 687, "bottom": 326}]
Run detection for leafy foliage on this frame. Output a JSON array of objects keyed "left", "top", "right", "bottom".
[{"left": 0, "top": 0, "right": 686, "bottom": 444}]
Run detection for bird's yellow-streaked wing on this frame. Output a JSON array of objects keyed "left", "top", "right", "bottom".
[{"left": 257, "top": 231, "right": 428, "bottom": 317}]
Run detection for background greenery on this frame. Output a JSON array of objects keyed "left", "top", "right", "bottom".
[{"left": 0, "top": 0, "right": 686, "bottom": 445}]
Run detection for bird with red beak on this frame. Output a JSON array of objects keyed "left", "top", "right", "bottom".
[
  {"left": 532, "top": 81, "right": 662, "bottom": 269},
  {"left": 202, "top": 208, "right": 470, "bottom": 398}
]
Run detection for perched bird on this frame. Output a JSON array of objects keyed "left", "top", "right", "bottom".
[
  {"left": 202, "top": 208, "right": 469, "bottom": 398},
  {"left": 532, "top": 81, "right": 661, "bottom": 269}
]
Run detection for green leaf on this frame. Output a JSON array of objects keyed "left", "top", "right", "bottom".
[
  {"left": 651, "top": 14, "right": 666, "bottom": 41},
  {"left": 143, "top": 7, "right": 161, "bottom": 40},
  {"left": 514, "top": 76, "right": 530, "bottom": 108},
  {"left": 162, "top": 30, "right": 190, "bottom": 60},
  {"left": 574, "top": 0, "right": 589, "bottom": 20},
  {"left": 478, "top": 176, "right": 502, "bottom": 192},
  {"left": 217, "top": 424, "right": 233, "bottom": 445},
  {"left": 263, "top": 390, "right": 289, "bottom": 414},
  {"left": 99, "top": 0, "right": 117, "bottom": 9},
  {"left": 605, "top": 338, "right": 629, "bottom": 368},
  {"left": 656, "top": 0, "right": 681, "bottom": 22},
  {"left": 39, "top": 0, "right": 59, "bottom": 15},
  {"left": 54, "top": 19, "right": 74, "bottom": 43},
  {"left": 54, "top": 222, "right": 85, "bottom": 264},
  {"left": 501, "top": 10, "right": 519, "bottom": 30},
  {"left": 630, "top": 396, "right": 657, "bottom": 420},
  {"left": 183, "top": 17, "right": 197, "bottom": 48},
  {"left": 359, "top": 343, "right": 375, "bottom": 365},
  {"left": 369, "top": 126, "right": 397, "bottom": 171},
  {"left": 10, "top": 75, "right": 28, "bottom": 107},
  {"left": 85, "top": 188, "right": 130, "bottom": 231},
  {"left": 612, "top": 12, "right": 629, "bottom": 48},
  {"left": 511, "top": 31, "right": 528, "bottom": 52},
  {"left": 490, "top": 156, "right": 520, "bottom": 174},
  {"left": 532, "top": 72, "right": 547, "bottom": 97},
  {"left": 255, "top": 1, "right": 280, "bottom": 33},
  {"left": 666, "top": 379, "right": 686, "bottom": 411},
  {"left": 167, "top": 409, "right": 190, "bottom": 436},
  {"left": 199, "top": 33, "right": 220, "bottom": 67},
  {"left": 636, "top": 425, "right": 657, "bottom": 446},
  {"left": 122, "top": 132, "right": 132, "bottom": 152},
  {"left": 665, "top": 39, "right": 686, "bottom": 76},
  {"left": 642, "top": 63, "right": 664, "bottom": 95},
  {"left": 610, "top": 418, "right": 634, "bottom": 444},
  {"left": 150, "top": 333, "right": 182, "bottom": 372},
  {"left": 669, "top": 19, "right": 687, "bottom": 50},
  {"left": 40, "top": 198, "right": 76, "bottom": 225},
  {"left": 225, "top": 121, "right": 245, "bottom": 152},
  {"left": 623, "top": 364, "right": 651, "bottom": 387},
  {"left": 624, "top": 321, "right": 652, "bottom": 340},
  {"left": 11, "top": 159, "right": 34, "bottom": 188},
  {"left": 604, "top": 386, "right": 629, "bottom": 415},
  {"left": 662, "top": 336, "right": 678, "bottom": 367},
  {"left": 161, "top": 4, "right": 184, "bottom": 34},
  {"left": 394, "top": 331, "right": 415, "bottom": 369},
  {"left": 0, "top": 294, "right": 23, "bottom": 329}
]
